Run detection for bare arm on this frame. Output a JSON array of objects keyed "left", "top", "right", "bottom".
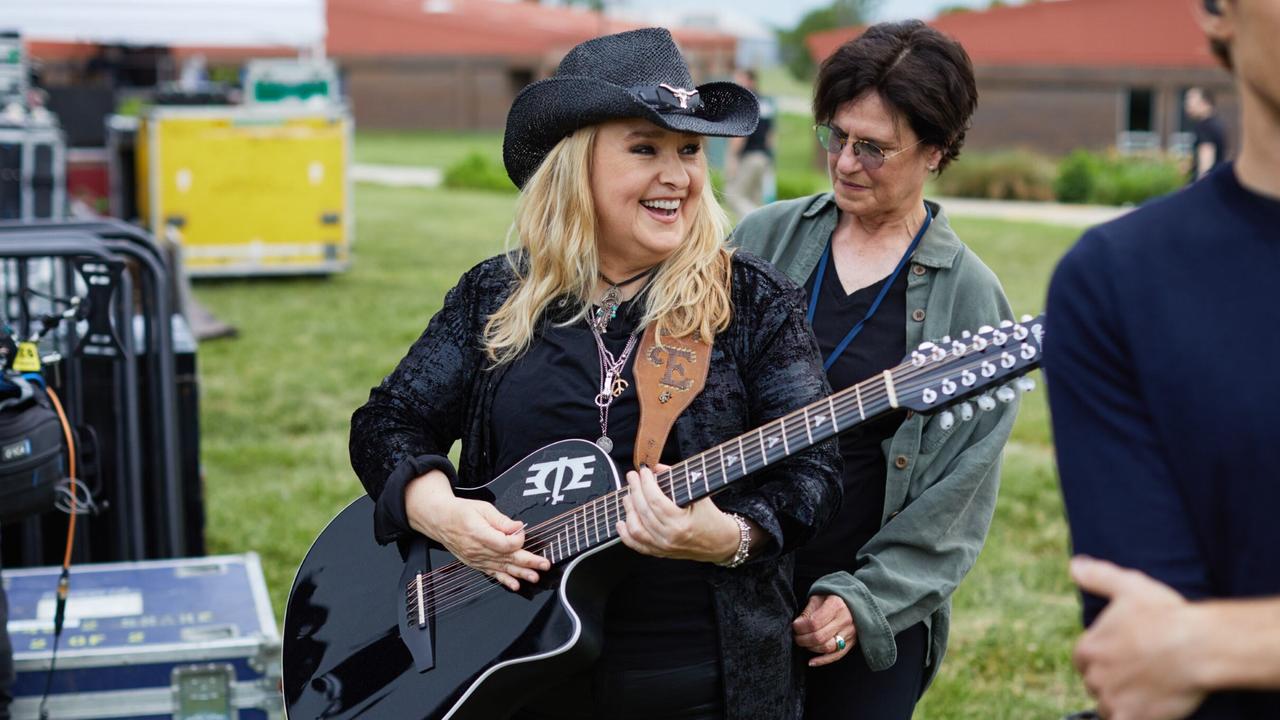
[{"left": 1196, "top": 142, "right": 1217, "bottom": 179}]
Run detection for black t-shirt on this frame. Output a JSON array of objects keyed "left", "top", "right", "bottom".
[
  {"left": 1191, "top": 115, "right": 1227, "bottom": 180},
  {"left": 795, "top": 250, "right": 908, "bottom": 585},
  {"left": 739, "top": 96, "right": 774, "bottom": 158},
  {"left": 490, "top": 295, "right": 718, "bottom": 671}
]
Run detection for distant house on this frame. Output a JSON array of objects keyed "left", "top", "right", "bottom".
[
  {"left": 29, "top": 0, "right": 738, "bottom": 133},
  {"left": 807, "top": 0, "right": 1237, "bottom": 156}
]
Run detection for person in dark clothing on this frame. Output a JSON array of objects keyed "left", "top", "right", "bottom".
[
  {"left": 0, "top": 558, "right": 11, "bottom": 720},
  {"left": 724, "top": 69, "right": 775, "bottom": 217},
  {"left": 733, "top": 21, "right": 1017, "bottom": 720},
  {"left": 349, "top": 28, "right": 841, "bottom": 720},
  {"left": 1185, "top": 86, "right": 1228, "bottom": 181},
  {"left": 1045, "top": 1, "right": 1280, "bottom": 717}
]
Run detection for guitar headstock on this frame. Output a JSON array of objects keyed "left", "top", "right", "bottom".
[{"left": 892, "top": 314, "right": 1044, "bottom": 424}]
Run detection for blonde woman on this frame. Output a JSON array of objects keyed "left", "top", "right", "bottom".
[{"left": 350, "top": 29, "right": 840, "bottom": 720}]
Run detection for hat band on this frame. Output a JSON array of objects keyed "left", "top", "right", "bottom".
[{"left": 631, "top": 83, "right": 703, "bottom": 115}]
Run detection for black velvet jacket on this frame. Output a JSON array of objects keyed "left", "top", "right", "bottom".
[{"left": 350, "top": 251, "right": 841, "bottom": 720}]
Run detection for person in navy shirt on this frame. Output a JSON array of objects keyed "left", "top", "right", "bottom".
[{"left": 1045, "top": 1, "right": 1280, "bottom": 718}]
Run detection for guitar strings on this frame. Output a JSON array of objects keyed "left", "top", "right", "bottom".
[
  {"left": 410, "top": 339, "right": 1036, "bottom": 614},
  {"left": 409, "top": 335, "right": 1038, "bottom": 613},
  {"left": 409, "top": 344, "right": 1036, "bottom": 620}
]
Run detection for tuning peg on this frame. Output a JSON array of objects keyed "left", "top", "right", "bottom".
[
  {"left": 950, "top": 340, "right": 967, "bottom": 357},
  {"left": 976, "top": 394, "right": 997, "bottom": 411},
  {"left": 996, "top": 386, "right": 1017, "bottom": 404},
  {"left": 1020, "top": 343, "right": 1037, "bottom": 360},
  {"left": 961, "top": 330, "right": 972, "bottom": 339},
  {"left": 1012, "top": 324, "right": 1029, "bottom": 341},
  {"left": 999, "top": 320, "right": 1014, "bottom": 329},
  {"left": 911, "top": 351, "right": 928, "bottom": 367},
  {"left": 921, "top": 388, "right": 938, "bottom": 404},
  {"left": 958, "top": 401, "right": 975, "bottom": 421},
  {"left": 1020, "top": 314, "right": 1033, "bottom": 323},
  {"left": 978, "top": 325, "right": 995, "bottom": 334},
  {"left": 941, "top": 378, "right": 957, "bottom": 395},
  {"left": 940, "top": 335, "right": 952, "bottom": 345},
  {"left": 938, "top": 410, "right": 955, "bottom": 430},
  {"left": 971, "top": 336, "right": 989, "bottom": 351},
  {"left": 960, "top": 369, "right": 976, "bottom": 387},
  {"left": 1000, "top": 352, "right": 1017, "bottom": 369},
  {"left": 991, "top": 330, "right": 1009, "bottom": 345},
  {"left": 1015, "top": 376, "right": 1037, "bottom": 393},
  {"left": 981, "top": 360, "right": 997, "bottom": 378},
  {"left": 931, "top": 346, "right": 947, "bottom": 361},
  {"left": 918, "top": 341, "right": 936, "bottom": 352}
]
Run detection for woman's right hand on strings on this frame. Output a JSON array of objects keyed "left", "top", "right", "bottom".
[{"left": 403, "top": 470, "right": 550, "bottom": 591}]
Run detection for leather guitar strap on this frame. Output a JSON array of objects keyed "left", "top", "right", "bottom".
[{"left": 632, "top": 324, "right": 711, "bottom": 471}]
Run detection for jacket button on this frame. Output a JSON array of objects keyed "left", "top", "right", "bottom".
[
  {"left": 912, "top": 308, "right": 926, "bottom": 322},
  {"left": 894, "top": 455, "right": 909, "bottom": 469},
  {"left": 912, "top": 264, "right": 926, "bottom": 276}
]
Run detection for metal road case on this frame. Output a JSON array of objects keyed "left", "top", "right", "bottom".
[
  {"left": 136, "top": 105, "right": 352, "bottom": 277},
  {"left": 0, "top": 126, "right": 66, "bottom": 222},
  {"left": 5, "top": 553, "right": 282, "bottom": 719}
]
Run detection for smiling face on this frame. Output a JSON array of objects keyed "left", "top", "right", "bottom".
[
  {"left": 825, "top": 91, "right": 941, "bottom": 222},
  {"left": 590, "top": 119, "right": 706, "bottom": 277}
]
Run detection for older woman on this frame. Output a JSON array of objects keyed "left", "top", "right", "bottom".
[
  {"left": 732, "top": 21, "right": 1017, "bottom": 719},
  {"left": 350, "top": 28, "right": 840, "bottom": 720}
]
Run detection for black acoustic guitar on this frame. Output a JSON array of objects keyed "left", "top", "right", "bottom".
[{"left": 282, "top": 316, "right": 1045, "bottom": 719}]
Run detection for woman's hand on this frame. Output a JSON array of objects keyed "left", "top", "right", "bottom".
[
  {"left": 404, "top": 470, "right": 550, "bottom": 591},
  {"left": 616, "top": 464, "right": 743, "bottom": 563},
  {"left": 793, "top": 594, "right": 856, "bottom": 667}
]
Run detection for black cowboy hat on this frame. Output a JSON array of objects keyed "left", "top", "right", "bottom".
[{"left": 503, "top": 27, "right": 759, "bottom": 189}]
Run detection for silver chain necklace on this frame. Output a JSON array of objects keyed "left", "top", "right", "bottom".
[{"left": 589, "top": 320, "right": 639, "bottom": 454}]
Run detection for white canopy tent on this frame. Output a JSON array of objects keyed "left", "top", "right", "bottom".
[{"left": 0, "top": 0, "right": 325, "bottom": 51}]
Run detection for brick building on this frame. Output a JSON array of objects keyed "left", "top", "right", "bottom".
[{"left": 807, "top": 0, "right": 1237, "bottom": 156}]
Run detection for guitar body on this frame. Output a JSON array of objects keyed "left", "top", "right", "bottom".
[{"left": 283, "top": 439, "right": 624, "bottom": 719}]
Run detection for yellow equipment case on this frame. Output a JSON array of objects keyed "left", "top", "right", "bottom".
[{"left": 136, "top": 105, "right": 352, "bottom": 277}]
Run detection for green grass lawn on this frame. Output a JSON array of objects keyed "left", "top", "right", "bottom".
[
  {"left": 354, "top": 129, "right": 504, "bottom": 168},
  {"left": 194, "top": 183, "right": 1089, "bottom": 716}
]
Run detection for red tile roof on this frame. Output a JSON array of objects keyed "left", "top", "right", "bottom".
[
  {"left": 30, "top": 0, "right": 734, "bottom": 62},
  {"left": 808, "top": 0, "right": 1218, "bottom": 69}
]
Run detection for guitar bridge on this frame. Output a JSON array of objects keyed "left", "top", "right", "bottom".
[{"left": 405, "top": 572, "right": 427, "bottom": 630}]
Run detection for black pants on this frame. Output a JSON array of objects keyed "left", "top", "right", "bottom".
[
  {"left": 514, "top": 659, "right": 723, "bottom": 720},
  {"left": 803, "top": 621, "right": 928, "bottom": 720},
  {"left": 0, "top": 568, "right": 12, "bottom": 720}
]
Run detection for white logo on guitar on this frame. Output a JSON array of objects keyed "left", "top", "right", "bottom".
[{"left": 524, "top": 455, "right": 597, "bottom": 505}]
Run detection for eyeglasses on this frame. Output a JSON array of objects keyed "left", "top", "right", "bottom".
[{"left": 814, "top": 124, "right": 922, "bottom": 170}]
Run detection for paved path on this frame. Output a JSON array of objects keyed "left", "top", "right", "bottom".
[
  {"left": 352, "top": 163, "right": 442, "bottom": 188},
  {"left": 935, "top": 196, "right": 1131, "bottom": 228},
  {"left": 352, "top": 162, "right": 1130, "bottom": 228}
]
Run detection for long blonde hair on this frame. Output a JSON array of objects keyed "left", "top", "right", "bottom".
[{"left": 484, "top": 125, "right": 734, "bottom": 365}]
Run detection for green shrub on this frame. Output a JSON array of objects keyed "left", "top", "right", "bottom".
[
  {"left": 775, "top": 170, "right": 828, "bottom": 201},
  {"left": 1053, "top": 150, "right": 1103, "bottom": 204},
  {"left": 1054, "top": 150, "right": 1183, "bottom": 206},
  {"left": 936, "top": 151, "right": 1057, "bottom": 201},
  {"left": 443, "top": 153, "right": 516, "bottom": 194}
]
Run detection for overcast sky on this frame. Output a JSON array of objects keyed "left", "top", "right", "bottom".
[{"left": 608, "top": 0, "right": 997, "bottom": 30}]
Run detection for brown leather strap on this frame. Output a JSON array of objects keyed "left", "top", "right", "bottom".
[{"left": 632, "top": 325, "right": 711, "bottom": 471}]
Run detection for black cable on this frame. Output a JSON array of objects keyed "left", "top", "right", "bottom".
[{"left": 37, "top": 568, "right": 70, "bottom": 720}]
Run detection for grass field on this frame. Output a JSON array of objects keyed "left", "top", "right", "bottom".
[{"left": 194, "top": 182, "right": 1091, "bottom": 717}]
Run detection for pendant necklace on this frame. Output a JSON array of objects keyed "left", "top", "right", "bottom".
[
  {"left": 590, "top": 266, "right": 657, "bottom": 334},
  {"left": 587, "top": 266, "right": 655, "bottom": 453}
]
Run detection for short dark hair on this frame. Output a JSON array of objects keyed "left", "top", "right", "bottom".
[
  {"left": 813, "top": 20, "right": 977, "bottom": 172},
  {"left": 1189, "top": 86, "right": 1216, "bottom": 107}
]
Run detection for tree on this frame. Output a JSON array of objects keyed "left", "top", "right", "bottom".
[{"left": 777, "top": 0, "right": 879, "bottom": 82}]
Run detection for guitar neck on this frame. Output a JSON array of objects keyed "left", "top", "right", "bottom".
[{"left": 535, "top": 372, "right": 898, "bottom": 565}]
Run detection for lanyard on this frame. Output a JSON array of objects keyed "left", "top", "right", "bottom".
[{"left": 807, "top": 204, "right": 933, "bottom": 372}]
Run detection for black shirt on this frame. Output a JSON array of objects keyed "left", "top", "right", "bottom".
[
  {"left": 1190, "top": 114, "right": 1228, "bottom": 180},
  {"left": 795, "top": 251, "right": 908, "bottom": 584},
  {"left": 739, "top": 96, "right": 774, "bottom": 158},
  {"left": 490, "top": 295, "right": 718, "bottom": 671}
]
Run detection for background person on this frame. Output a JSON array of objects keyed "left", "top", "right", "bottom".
[
  {"left": 350, "top": 28, "right": 841, "bottom": 720},
  {"left": 1184, "top": 86, "right": 1228, "bottom": 181},
  {"left": 724, "top": 68, "right": 776, "bottom": 217},
  {"left": 732, "top": 20, "right": 1017, "bottom": 720},
  {"left": 1045, "top": 0, "right": 1280, "bottom": 717}
]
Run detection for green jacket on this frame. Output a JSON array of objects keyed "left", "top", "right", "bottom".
[{"left": 730, "top": 193, "right": 1017, "bottom": 686}]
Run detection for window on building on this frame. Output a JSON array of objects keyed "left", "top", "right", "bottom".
[
  {"left": 1119, "top": 87, "right": 1159, "bottom": 154},
  {"left": 1126, "top": 88, "right": 1155, "bottom": 132},
  {"left": 509, "top": 69, "right": 534, "bottom": 95}
]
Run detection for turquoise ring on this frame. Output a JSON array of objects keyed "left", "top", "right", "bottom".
[{"left": 835, "top": 634, "right": 847, "bottom": 651}]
